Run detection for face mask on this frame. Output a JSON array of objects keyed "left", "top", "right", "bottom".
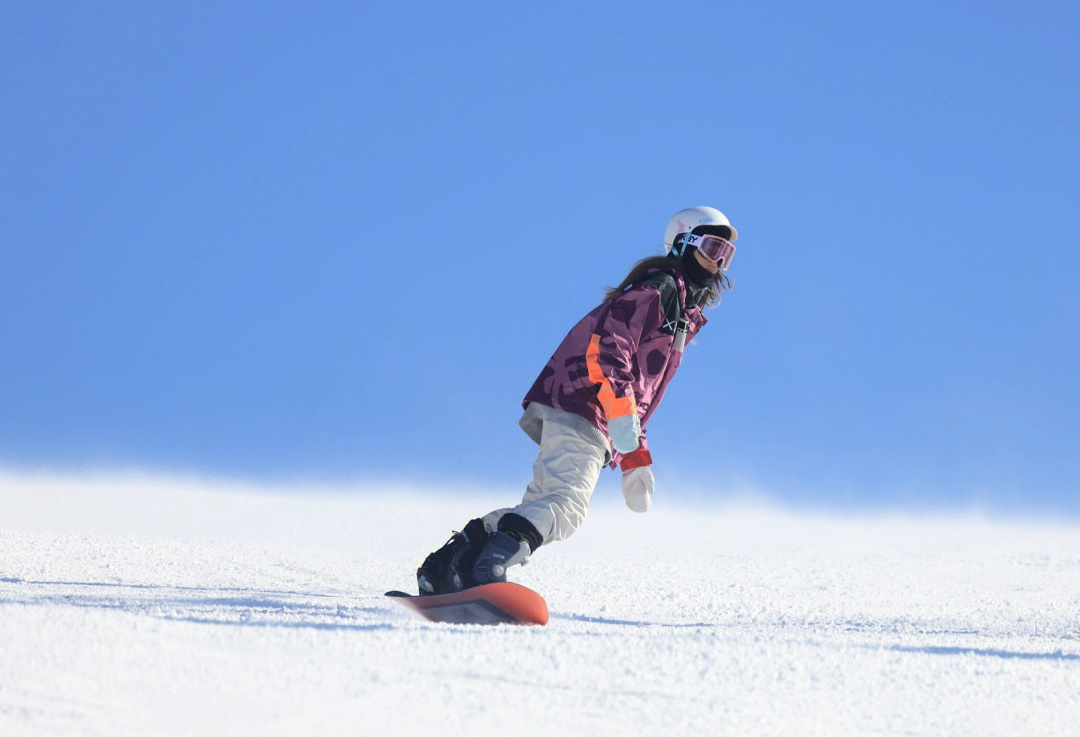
[
  {"left": 680, "top": 247, "right": 719, "bottom": 292},
  {"left": 681, "top": 232, "right": 734, "bottom": 271}
]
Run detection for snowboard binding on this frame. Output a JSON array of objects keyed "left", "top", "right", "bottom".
[
  {"left": 417, "top": 514, "right": 541, "bottom": 595},
  {"left": 417, "top": 518, "right": 488, "bottom": 595},
  {"left": 472, "top": 531, "right": 531, "bottom": 585}
]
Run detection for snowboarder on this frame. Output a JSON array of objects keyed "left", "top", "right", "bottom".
[{"left": 416, "top": 207, "right": 738, "bottom": 595}]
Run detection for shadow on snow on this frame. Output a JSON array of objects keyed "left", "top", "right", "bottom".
[
  {"left": 3, "top": 579, "right": 397, "bottom": 632},
  {"left": 5, "top": 580, "right": 1080, "bottom": 662}
]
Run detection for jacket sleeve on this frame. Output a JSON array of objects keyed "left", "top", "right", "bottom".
[{"left": 586, "top": 284, "right": 665, "bottom": 422}]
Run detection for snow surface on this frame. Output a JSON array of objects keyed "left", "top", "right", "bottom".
[{"left": 2, "top": 469, "right": 1079, "bottom": 736}]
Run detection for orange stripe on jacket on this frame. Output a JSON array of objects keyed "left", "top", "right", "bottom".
[{"left": 586, "top": 333, "right": 637, "bottom": 419}]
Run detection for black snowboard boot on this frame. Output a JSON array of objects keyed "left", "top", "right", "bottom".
[
  {"left": 471, "top": 513, "right": 543, "bottom": 586},
  {"left": 417, "top": 518, "right": 489, "bottom": 595}
]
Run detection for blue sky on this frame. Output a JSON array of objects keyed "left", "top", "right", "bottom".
[{"left": 2, "top": 2, "right": 1078, "bottom": 512}]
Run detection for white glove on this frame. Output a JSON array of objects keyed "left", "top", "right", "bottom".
[
  {"left": 608, "top": 413, "right": 641, "bottom": 454},
  {"left": 621, "top": 466, "right": 654, "bottom": 512}
]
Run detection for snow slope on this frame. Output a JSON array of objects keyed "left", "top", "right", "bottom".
[{"left": 2, "top": 469, "right": 1079, "bottom": 736}]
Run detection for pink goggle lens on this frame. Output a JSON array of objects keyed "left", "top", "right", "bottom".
[{"left": 687, "top": 233, "right": 736, "bottom": 271}]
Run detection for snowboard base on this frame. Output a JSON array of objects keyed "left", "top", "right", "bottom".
[{"left": 386, "top": 582, "right": 548, "bottom": 625}]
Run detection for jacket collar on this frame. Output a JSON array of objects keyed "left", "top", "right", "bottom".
[{"left": 644, "top": 266, "right": 708, "bottom": 330}]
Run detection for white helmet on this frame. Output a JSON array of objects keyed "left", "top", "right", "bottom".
[{"left": 664, "top": 206, "right": 738, "bottom": 253}]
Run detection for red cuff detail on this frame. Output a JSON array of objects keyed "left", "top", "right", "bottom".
[{"left": 620, "top": 448, "right": 653, "bottom": 471}]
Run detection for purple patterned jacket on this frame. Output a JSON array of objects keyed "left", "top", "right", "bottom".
[{"left": 522, "top": 267, "right": 707, "bottom": 470}]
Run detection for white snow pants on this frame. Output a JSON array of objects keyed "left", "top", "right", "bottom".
[{"left": 482, "top": 418, "right": 607, "bottom": 545}]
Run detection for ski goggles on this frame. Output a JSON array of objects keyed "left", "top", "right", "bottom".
[{"left": 683, "top": 232, "right": 736, "bottom": 271}]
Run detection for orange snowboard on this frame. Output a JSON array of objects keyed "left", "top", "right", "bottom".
[{"left": 386, "top": 582, "right": 548, "bottom": 626}]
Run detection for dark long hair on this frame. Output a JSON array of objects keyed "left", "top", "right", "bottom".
[{"left": 603, "top": 254, "right": 732, "bottom": 308}]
